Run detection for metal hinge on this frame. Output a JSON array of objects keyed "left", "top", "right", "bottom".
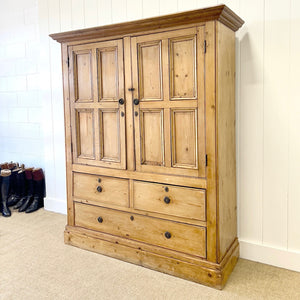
[
  {"left": 67, "top": 56, "right": 70, "bottom": 68},
  {"left": 205, "top": 154, "right": 208, "bottom": 166},
  {"left": 204, "top": 40, "right": 207, "bottom": 54}
]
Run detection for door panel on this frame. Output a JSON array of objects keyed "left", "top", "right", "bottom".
[
  {"left": 73, "top": 50, "right": 93, "bottom": 102},
  {"left": 75, "top": 109, "right": 95, "bottom": 159},
  {"left": 171, "top": 109, "right": 197, "bottom": 169},
  {"left": 98, "top": 47, "right": 118, "bottom": 100},
  {"left": 69, "top": 40, "right": 126, "bottom": 169},
  {"left": 140, "top": 109, "right": 164, "bottom": 166},
  {"left": 99, "top": 108, "right": 120, "bottom": 162},
  {"left": 132, "top": 27, "right": 205, "bottom": 177},
  {"left": 169, "top": 36, "right": 197, "bottom": 100},
  {"left": 138, "top": 41, "right": 163, "bottom": 101}
]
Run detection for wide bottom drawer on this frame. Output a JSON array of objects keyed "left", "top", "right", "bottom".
[{"left": 74, "top": 202, "right": 206, "bottom": 258}]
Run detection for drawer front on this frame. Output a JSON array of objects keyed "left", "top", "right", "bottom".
[
  {"left": 75, "top": 202, "right": 206, "bottom": 258},
  {"left": 133, "top": 181, "right": 206, "bottom": 221},
  {"left": 73, "top": 173, "right": 129, "bottom": 208}
]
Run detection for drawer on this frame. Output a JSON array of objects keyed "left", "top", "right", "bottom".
[
  {"left": 133, "top": 181, "right": 206, "bottom": 221},
  {"left": 74, "top": 202, "right": 206, "bottom": 258},
  {"left": 73, "top": 173, "right": 129, "bottom": 208}
]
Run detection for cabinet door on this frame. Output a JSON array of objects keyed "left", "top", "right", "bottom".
[
  {"left": 131, "top": 27, "right": 206, "bottom": 177},
  {"left": 69, "top": 40, "right": 126, "bottom": 169}
]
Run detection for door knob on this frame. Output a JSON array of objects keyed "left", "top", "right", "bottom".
[
  {"left": 164, "top": 231, "right": 172, "bottom": 239},
  {"left": 133, "top": 99, "right": 139, "bottom": 105}
]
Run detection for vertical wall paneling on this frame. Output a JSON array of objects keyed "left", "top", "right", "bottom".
[
  {"left": 71, "top": 0, "right": 85, "bottom": 29},
  {"left": 112, "top": 0, "right": 127, "bottom": 23},
  {"left": 238, "top": 0, "right": 264, "bottom": 243},
  {"left": 197, "top": 0, "right": 218, "bottom": 7},
  {"left": 159, "top": 0, "right": 178, "bottom": 15},
  {"left": 47, "top": 0, "right": 67, "bottom": 209},
  {"left": 38, "top": 0, "right": 56, "bottom": 203},
  {"left": 60, "top": 0, "right": 72, "bottom": 31},
  {"left": 127, "top": 0, "right": 143, "bottom": 21},
  {"left": 263, "top": 0, "right": 289, "bottom": 248},
  {"left": 142, "top": 0, "right": 159, "bottom": 18},
  {"left": 98, "top": 0, "right": 112, "bottom": 25},
  {"left": 178, "top": 0, "right": 197, "bottom": 12},
  {"left": 84, "top": 0, "right": 98, "bottom": 28},
  {"left": 288, "top": 0, "right": 300, "bottom": 251}
]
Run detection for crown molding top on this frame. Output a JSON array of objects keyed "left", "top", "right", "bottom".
[{"left": 50, "top": 5, "right": 244, "bottom": 43}]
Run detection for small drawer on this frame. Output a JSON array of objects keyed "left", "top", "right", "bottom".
[
  {"left": 73, "top": 173, "right": 129, "bottom": 208},
  {"left": 133, "top": 181, "right": 206, "bottom": 221},
  {"left": 74, "top": 202, "right": 206, "bottom": 258}
]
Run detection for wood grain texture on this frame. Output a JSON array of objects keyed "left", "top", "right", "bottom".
[
  {"left": 50, "top": 5, "right": 244, "bottom": 42},
  {"left": 65, "top": 225, "right": 239, "bottom": 289},
  {"left": 133, "top": 180, "right": 206, "bottom": 221},
  {"left": 73, "top": 172, "right": 129, "bottom": 208},
  {"left": 216, "top": 22, "right": 237, "bottom": 262},
  {"left": 74, "top": 202, "right": 207, "bottom": 257}
]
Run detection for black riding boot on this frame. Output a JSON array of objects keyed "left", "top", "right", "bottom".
[
  {"left": 26, "top": 168, "right": 45, "bottom": 213},
  {"left": 7, "top": 168, "right": 20, "bottom": 207},
  {"left": 1, "top": 169, "right": 12, "bottom": 217},
  {"left": 19, "top": 169, "right": 34, "bottom": 212},
  {"left": 14, "top": 170, "right": 28, "bottom": 209}
]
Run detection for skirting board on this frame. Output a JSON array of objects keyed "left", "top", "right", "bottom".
[
  {"left": 44, "top": 197, "right": 67, "bottom": 215},
  {"left": 240, "top": 239, "right": 300, "bottom": 272}
]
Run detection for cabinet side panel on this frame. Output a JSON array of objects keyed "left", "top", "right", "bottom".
[{"left": 216, "top": 22, "right": 237, "bottom": 262}]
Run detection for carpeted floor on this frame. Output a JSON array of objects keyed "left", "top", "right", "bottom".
[{"left": 0, "top": 209, "right": 299, "bottom": 300}]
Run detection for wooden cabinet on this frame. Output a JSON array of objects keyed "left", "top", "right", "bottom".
[{"left": 50, "top": 5, "right": 244, "bottom": 289}]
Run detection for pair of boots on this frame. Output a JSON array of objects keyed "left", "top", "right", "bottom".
[{"left": 0, "top": 164, "right": 45, "bottom": 217}]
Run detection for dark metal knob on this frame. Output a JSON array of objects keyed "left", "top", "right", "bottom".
[
  {"left": 130, "top": 216, "right": 134, "bottom": 221},
  {"left": 97, "top": 216, "right": 103, "bottom": 223},
  {"left": 119, "top": 98, "right": 124, "bottom": 105},
  {"left": 97, "top": 186, "right": 102, "bottom": 192},
  {"left": 164, "top": 187, "right": 169, "bottom": 192},
  {"left": 164, "top": 196, "right": 170, "bottom": 204},
  {"left": 133, "top": 99, "right": 139, "bottom": 105},
  {"left": 164, "top": 231, "right": 171, "bottom": 239}
]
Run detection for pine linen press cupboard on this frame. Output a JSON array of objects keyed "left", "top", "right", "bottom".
[{"left": 50, "top": 5, "right": 244, "bottom": 289}]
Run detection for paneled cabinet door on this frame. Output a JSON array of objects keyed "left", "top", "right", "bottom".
[
  {"left": 68, "top": 40, "right": 126, "bottom": 169},
  {"left": 131, "top": 27, "right": 206, "bottom": 177}
]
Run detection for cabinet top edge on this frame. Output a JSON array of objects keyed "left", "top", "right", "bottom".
[{"left": 49, "top": 5, "right": 244, "bottom": 43}]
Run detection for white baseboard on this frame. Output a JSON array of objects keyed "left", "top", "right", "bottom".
[
  {"left": 240, "top": 239, "right": 300, "bottom": 272},
  {"left": 44, "top": 197, "right": 67, "bottom": 215}
]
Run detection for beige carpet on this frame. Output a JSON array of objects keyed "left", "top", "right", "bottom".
[{"left": 0, "top": 209, "right": 299, "bottom": 300}]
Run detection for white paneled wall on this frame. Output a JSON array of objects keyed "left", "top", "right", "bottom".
[{"left": 0, "top": 0, "right": 299, "bottom": 272}]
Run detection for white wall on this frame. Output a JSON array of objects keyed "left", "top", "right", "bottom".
[
  {"left": 0, "top": 0, "right": 299, "bottom": 273},
  {"left": 0, "top": 1, "right": 44, "bottom": 168}
]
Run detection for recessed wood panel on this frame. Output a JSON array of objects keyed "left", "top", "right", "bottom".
[
  {"left": 171, "top": 109, "right": 197, "bottom": 168},
  {"left": 74, "top": 51, "right": 93, "bottom": 102},
  {"left": 75, "top": 109, "right": 95, "bottom": 159},
  {"left": 99, "top": 109, "right": 120, "bottom": 162},
  {"left": 140, "top": 109, "right": 164, "bottom": 166},
  {"left": 138, "top": 42, "right": 162, "bottom": 100},
  {"left": 170, "top": 36, "right": 196, "bottom": 99},
  {"left": 98, "top": 48, "right": 118, "bottom": 100}
]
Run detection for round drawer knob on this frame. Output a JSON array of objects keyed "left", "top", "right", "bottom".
[
  {"left": 164, "top": 196, "right": 170, "bottom": 204},
  {"left": 133, "top": 98, "right": 140, "bottom": 105},
  {"left": 164, "top": 231, "right": 171, "bottom": 239},
  {"left": 118, "top": 98, "right": 125, "bottom": 105},
  {"left": 97, "top": 186, "right": 102, "bottom": 192},
  {"left": 97, "top": 216, "right": 103, "bottom": 223}
]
